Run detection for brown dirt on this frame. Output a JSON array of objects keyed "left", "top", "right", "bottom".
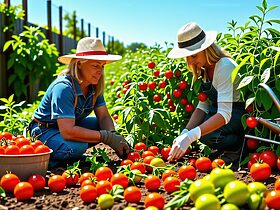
[{"left": 0, "top": 143, "right": 278, "bottom": 210}]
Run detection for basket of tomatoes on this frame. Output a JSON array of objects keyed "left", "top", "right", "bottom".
[{"left": 0, "top": 132, "right": 52, "bottom": 181}]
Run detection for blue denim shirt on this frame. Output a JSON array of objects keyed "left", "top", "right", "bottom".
[{"left": 33, "top": 75, "right": 106, "bottom": 124}]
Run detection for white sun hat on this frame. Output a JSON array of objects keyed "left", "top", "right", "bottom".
[
  {"left": 58, "top": 37, "right": 122, "bottom": 64},
  {"left": 168, "top": 22, "right": 217, "bottom": 59}
]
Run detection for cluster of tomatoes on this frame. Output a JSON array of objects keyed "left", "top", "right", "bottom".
[{"left": 0, "top": 131, "right": 50, "bottom": 155}]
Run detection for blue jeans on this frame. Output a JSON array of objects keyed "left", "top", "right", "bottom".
[{"left": 30, "top": 117, "right": 100, "bottom": 168}]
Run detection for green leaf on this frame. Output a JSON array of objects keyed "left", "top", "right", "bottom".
[
  {"left": 232, "top": 55, "right": 252, "bottom": 83},
  {"left": 237, "top": 76, "right": 254, "bottom": 90},
  {"left": 260, "top": 68, "right": 270, "bottom": 84},
  {"left": 266, "top": 19, "right": 280, "bottom": 24},
  {"left": 245, "top": 97, "right": 255, "bottom": 109},
  {"left": 3, "top": 40, "right": 14, "bottom": 52},
  {"left": 0, "top": 186, "right": 6, "bottom": 198},
  {"left": 259, "top": 58, "right": 270, "bottom": 69},
  {"left": 262, "top": 0, "right": 267, "bottom": 10},
  {"left": 260, "top": 89, "right": 273, "bottom": 111}
]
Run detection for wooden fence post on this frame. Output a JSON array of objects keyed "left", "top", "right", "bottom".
[
  {"left": 107, "top": 35, "right": 110, "bottom": 52},
  {"left": 88, "top": 23, "right": 90, "bottom": 37},
  {"left": 73, "top": 12, "right": 76, "bottom": 40},
  {"left": 102, "top": 31, "right": 105, "bottom": 46},
  {"left": 81, "top": 18, "right": 84, "bottom": 38},
  {"left": 47, "top": 0, "right": 53, "bottom": 43},
  {"left": 96, "top": 27, "right": 99, "bottom": 38},
  {"left": 59, "top": 5, "right": 63, "bottom": 55},
  {"left": 112, "top": 36, "right": 114, "bottom": 52},
  {"left": 22, "top": 0, "right": 27, "bottom": 26}
]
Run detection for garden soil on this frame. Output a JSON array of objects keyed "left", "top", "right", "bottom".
[{"left": 0, "top": 143, "right": 278, "bottom": 210}]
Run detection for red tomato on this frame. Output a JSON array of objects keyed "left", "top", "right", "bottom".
[
  {"left": 96, "top": 180, "right": 112, "bottom": 196},
  {"left": 62, "top": 171, "right": 79, "bottom": 187},
  {"left": 110, "top": 79, "right": 115, "bottom": 85},
  {"left": 120, "top": 159, "right": 133, "bottom": 166},
  {"left": 148, "top": 81, "right": 157, "bottom": 90},
  {"left": 143, "top": 156, "right": 154, "bottom": 172},
  {"left": 110, "top": 173, "right": 129, "bottom": 189},
  {"left": 81, "top": 179, "right": 96, "bottom": 188},
  {"left": 246, "top": 116, "right": 258, "bottom": 128},
  {"left": 195, "top": 157, "right": 212, "bottom": 172},
  {"left": 138, "top": 82, "right": 147, "bottom": 91},
  {"left": 181, "top": 98, "right": 188, "bottom": 106},
  {"left": 188, "top": 158, "right": 197, "bottom": 167},
  {"left": 185, "top": 104, "right": 195, "bottom": 113},
  {"left": 15, "top": 137, "right": 30, "bottom": 148},
  {"left": 163, "top": 176, "right": 180, "bottom": 193},
  {"left": 246, "top": 104, "right": 254, "bottom": 113},
  {"left": 14, "top": 182, "right": 34, "bottom": 201},
  {"left": 173, "top": 89, "right": 182, "bottom": 98},
  {"left": 178, "top": 80, "right": 188, "bottom": 90},
  {"left": 112, "top": 114, "right": 118, "bottom": 120},
  {"left": 28, "top": 174, "right": 46, "bottom": 191},
  {"left": 178, "top": 165, "right": 196, "bottom": 180},
  {"left": 161, "top": 169, "right": 177, "bottom": 181},
  {"left": 250, "top": 162, "right": 271, "bottom": 181},
  {"left": 5, "top": 145, "right": 20, "bottom": 155},
  {"left": 198, "top": 92, "right": 208, "bottom": 102},
  {"left": 0, "top": 173, "right": 20, "bottom": 193},
  {"left": 144, "top": 175, "right": 161, "bottom": 191},
  {"left": 131, "top": 162, "right": 146, "bottom": 174},
  {"left": 148, "top": 146, "right": 160, "bottom": 155},
  {"left": 148, "top": 61, "right": 156, "bottom": 69},
  {"left": 175, "top": 70, "right": 181, "bottom": 77},
  {"left": 144, "top": 192, "right": 165, "bottom": 210},
  {"left": 124, "top": 186, "right": 142, "bottom": 203},
  {"left": 248, "top": 160, "right": 253, "bottom": 169},
  {"left": 275, "top": 178, "right": 280, "bottom": 191},
  {"left": 19, "top": 145, "right": 35, "bottom": 154},
  {"left": 79, "top": 172, "right": 95, "bottom": 184},
  {"left": 169, "top": 105, "right": 176, "bottom": 112},
  {"left": 30, "top": 140, "right": 43, "bottom": 149},
  {"left": 95, "top": 166, "right": 113, "bottom": 181},
  {"left": 249, "top": 152, "right": 260, "bottom": 163},
  {"left": 161, "top": 147, "right": 171, "bottom": 160},
  {"left": 80, "top": 185, "right": 97, "bottom": 203},
  {"left": 127, "top": 152, "right": 141, "bottom": 162},
  {"left": 123, "top": 80, "right": 130, "bottom": 86},
  {"left": 158, "top": 80, "right": 167, "bottom": 89},
  {"left": 166, "top": 92, "right": 171, "bottom": 99},
  {"left": 134, "top": 142, "right": 147, "bottom": 151},
  {"left": 153, "top": 94, "right": 161, "bottom": 102},
  {"left": 153, "top": 70, "right": 160, "bottom": 77},
  {"left": 1, "top": 131, "right": 13, "bottom": 140},
  {"left": 35, "top": 145, "right": 50, "bottom": 154},
  {"left": 168, "top": 99, "right": 174, "bottom": 106},
  {"left": 0, "top": 146, "right": 5, "bottom": 154},
  {"left": 211, "top": 158, "right": 225, "bottom": 169},
  {"left": 246, "top": 138, "right": 259, "bottom": 150},
  {"left": 142, "top": 151, "right": 155, "bottom": 158},
  {"left": 164, "top": 70, "right": 173, "bottom": 79},
  {"left": 265, "top": 190, "right": 280, "bottom": 210},
  {"left": 48, "top": 175, "right": 66, "bottom": 192},
  {"left": 277, "top": 156, "right": 280, "bottom": 171},
  {"left": 259, "top": 150, "right": 277, "bottom": 169}
]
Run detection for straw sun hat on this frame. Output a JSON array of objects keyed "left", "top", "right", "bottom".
[
  {"left": 168, "top": 22, "right": 217, "bottom": 59},
  {"left": 58, "top": 37, "right": 122, "bottom": 64}
]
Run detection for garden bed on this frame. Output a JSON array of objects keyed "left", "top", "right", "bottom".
[{"left": 0, "top": 143, "right": 278, "bottom": 210}]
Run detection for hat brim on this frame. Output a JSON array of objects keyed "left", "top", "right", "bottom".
[
  {"left": 168, "top": 31, "right": 217, "bottom": 59},
  {"left": 58, "top": 54, "right": 122, "bottom": 64}
]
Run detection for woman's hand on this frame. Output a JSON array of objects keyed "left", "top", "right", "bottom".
[
  {"left": 168, "top": 127, "right": 201, "bottom": 161},
  {"left": 99, "top": 130, "right": 130, "bottom": 158}
]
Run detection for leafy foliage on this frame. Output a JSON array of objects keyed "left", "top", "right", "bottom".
[{"left": 0, "top": 2, "right": 24, "bottom": 32}]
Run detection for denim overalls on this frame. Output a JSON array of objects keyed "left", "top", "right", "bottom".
[
  {"left": 30, "top": 75, "right": 105, "bottom": 168},
  {"left": 199, "top": 79, "right": 245, "bottom": 151}
]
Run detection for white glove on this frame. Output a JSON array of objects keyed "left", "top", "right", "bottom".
[{"left": 168, "top": 127, "right": 201, "bottom": 161}]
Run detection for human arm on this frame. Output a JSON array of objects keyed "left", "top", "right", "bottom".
[{"left": 94, "top": 105, "right": 115, "bottom": 132}]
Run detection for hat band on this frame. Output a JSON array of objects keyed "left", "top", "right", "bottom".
[
  {"left": 178, "top": 31, "right": 206, "bottom": 48},
  {"left": 76, "top": 51, "right": 108, "bottom": 56}
]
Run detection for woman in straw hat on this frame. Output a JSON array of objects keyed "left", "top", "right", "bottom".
[
  {"left": 29, "top": 37, "right": 130, "bottom": 168},
  {"left": 167, "top": 23, "right": 245, "bottom": 165}
]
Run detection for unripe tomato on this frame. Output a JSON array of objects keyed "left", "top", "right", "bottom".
[
  {"left": 247, "top": 182, "right": 267, "bottom": 195},
  {"left": 220, "top": 203, "right": 239, "bottom": 210},
  {"left": 246, "top": 116, "right": 258, "bottom": 128},
  {"left": 164, "top": 70, "right": 173, "bottom": 79},
  {"left": 248, "top": 193, "right": 266, "bottom": 210},
  {"left": 98, "top": 194, "right": 114, "bottom": 210},
  {"left": 148, "top": 61, "right": 156, "bottom": 69},
  {"left": 124, "top": 186, "right": 142, "bottom": 203},
  {"left": 189, "top": 179, "right": 215, "bottom": 202},
  {"left": 209, "top": 168, "right": 236, "bottom": 189},
  {"left": 150, "top": 157, "right": 165, "bottom": 168},
  {"left": 14, "top": 182, "right": 34, "bottom": 201},
  {"left": 223, "top": 180, "right": 249, "bottom": 206},
  {"left": 131, "top": 169, "right": 142, "bottom": 183},
  {"left": 144, "top": 192, "right": 165, "bottom": 210},
  {"left": 195, "top": 193, "right": 221, "bottom": 210},
  {"left": 198, "top": 92, "right": 208, "bottom": 102}
]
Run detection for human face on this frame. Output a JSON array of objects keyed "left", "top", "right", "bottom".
[
  {"left": 78, "top": 60, "right": 106, "bottom": 85},
  {"left": 186, "top": 51, "right": 207, "bottom": 68}
]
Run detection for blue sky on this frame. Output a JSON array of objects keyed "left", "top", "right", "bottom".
[{"left": 11, "top": 0, "right": 280, "bottom": 47}]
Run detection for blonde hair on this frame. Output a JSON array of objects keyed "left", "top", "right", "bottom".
[
  {"left": 187, "top": 43, "right": 232, "bottom": 82},
  {"left": 58, "top": 58, "right": 105, "bottom": 98}
]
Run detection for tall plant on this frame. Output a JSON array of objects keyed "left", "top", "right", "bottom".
[{"left": 3, "top": 26, "right": 59, "bottom": 101}]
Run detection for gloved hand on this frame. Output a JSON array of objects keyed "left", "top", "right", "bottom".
[
  {"left": 168, "top": 127, "right": 201, "bottom": 162},
  {"left": 100, "top": 130, "right": 130, "bottom": 158}
]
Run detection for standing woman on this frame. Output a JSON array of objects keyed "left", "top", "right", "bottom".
[
  {"left": 29, "top": 37, "right": 130, "bottom": 168},
  {"left": 167, "top": 23, "right": 245, "bottom": 165}
]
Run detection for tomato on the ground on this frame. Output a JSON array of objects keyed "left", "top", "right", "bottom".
[
  {"left": 144, "top": 192, "right": 165, "bottom": 210},
  {"left": 14, "top": 182, "right": 34, "bottom": 201},
  {"left": 95, "top": 166, "right": 113, "bottom": 181},
  {"left": 80, "top": 185, "right": 97, "bottom": 203},
  {"left": 178, "top": 165, "right": 196, "bottom": 180},
  {"left": 110, "top": 173, "right": 129, "bottom": 189},
  {"left": 0, "top": 173, "right": 20, "bottom": 193},
  {"left": 163, "top": 176, "right": 180, "bottom": 193},
  {"left": 144, "top": 175, "right": 161, "bottom": 191},
  {"left": 124, "top": 186, "right": 142, "bottom": 203},
  {"left": 48, "top": 175, "right": 66, "bottom": 192},
  {"left": 28, "top": 174, "right": 46, "bottom": 191}
]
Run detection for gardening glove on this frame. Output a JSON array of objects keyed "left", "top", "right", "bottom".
[
  {"left": 168, "top": 127, "right": 201, "bottom": 162},
  {"left": 99, "top": 130, "right": 130, "bottom": 158}
]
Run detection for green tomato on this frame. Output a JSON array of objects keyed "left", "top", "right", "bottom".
[
  {"left": 145, "top": 207, "right": 159, "bottom": 210},
  {"left": 123, "top": 207, "right": 137, "bottom": 210},
  {"left": 189, "top": 179, "right": 215, "bottom": 202},
  {"left": 221, "top": 203, "right": 239, "bottom": 210},
  {"left": 224, "top": 180, "right": 249, "bottom": 206},
  {"left": 209, "top": 168, "right": 236, "bottom": 189},
  {"left": 247, "top": 182, "right": 267, "bottom": 196},
  {"left": 150, "top": 157, "right": 165, "bottom": 167},
  {"left": 248, "top": 193, "right": 266, "bottom": 210},
  {"left": 98, "top": 194, "right": 114, "bottom": 210},
  {"left": 195, "top": 194, "right": 221, "bottom": 210},
  {"left": 131, "top": 169, "right": 142, "bottom": 183},
  {"left": 203, "top": 174, "right": 211, "bottom": 182}
]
